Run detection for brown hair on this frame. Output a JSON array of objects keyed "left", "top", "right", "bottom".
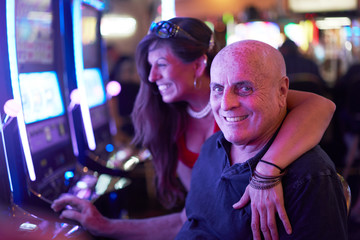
[{"left": 132, "top": 17, "right": 217, "bottom": 208}]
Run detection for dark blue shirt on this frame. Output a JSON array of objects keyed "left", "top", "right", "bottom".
[{"left": 176, "top": 131, "right": 348, "bottom": 240}]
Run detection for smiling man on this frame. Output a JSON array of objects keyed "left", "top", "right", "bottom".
[{"left": 175, "top": 40, "right": 348, "bottom": 240}]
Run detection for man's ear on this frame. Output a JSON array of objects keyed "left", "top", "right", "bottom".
[
  {"left": 194, "top": 55, "right": 208, "bottom": 78},
  {"left": 278, "top": 76, "right": 289, "bottom": 107}
]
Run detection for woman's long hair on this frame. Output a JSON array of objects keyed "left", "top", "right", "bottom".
[{"left": 132, "top": 17, "right": 217, "bottom": 208}]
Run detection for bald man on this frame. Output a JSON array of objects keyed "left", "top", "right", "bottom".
[{"left": 175, "top": 40, "right": 347, "bottom": 240}]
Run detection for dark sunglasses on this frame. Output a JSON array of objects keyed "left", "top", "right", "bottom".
[{"left": 148, "top": 20, "right": 200, "bottom": 43}]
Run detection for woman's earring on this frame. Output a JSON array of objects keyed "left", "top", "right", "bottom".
[{"left": 194, "top": 77, "right": 201, "bottom": 89}]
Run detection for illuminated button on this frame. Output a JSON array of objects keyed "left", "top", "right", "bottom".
[
  {"left": 110, "top": 192, "right": 117, "bottom": 200},
  {"left": 44, "top": 126, "right": 52, "bottom": 141},
  {"left": 58, "top": 123, "right": 65, "bottom": 136},
  {"left": 76, "top": 181, "right": 88, "bottom": 189},
  {"left": 106, "top": 144, "right": 114, "bottom": 152},
  {"left": 64, "top": 171, "right": 74, "bottom": 180},
  {"left": 19, "top": 222, "right": 38, "bottom": 231}
]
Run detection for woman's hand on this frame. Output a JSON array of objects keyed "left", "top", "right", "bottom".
[
  {"left": 51, "top": 194, "right": 110, "bottom": 236},
  {"left": 233, "top": 184, "right": 292, "bottom": 240}
]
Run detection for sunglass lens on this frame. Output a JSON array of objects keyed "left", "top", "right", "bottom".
[{"left": 157, "top": 22, "right": 172, "bottom": 38}]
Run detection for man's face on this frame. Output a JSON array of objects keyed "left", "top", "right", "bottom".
[{"left": 210, "top": 47, "right": 285, "bottom": 147}]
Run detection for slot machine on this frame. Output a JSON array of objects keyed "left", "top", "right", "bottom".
[
  {"left": 61, "top": 0, "right": 152, "bottom": 218},
  {"left": 1, "top": 0, "right": 94, "bottom": 238},
  {"left": 10, "top": 0, "right": 79, "bottom": 206},
  {"left": 65, "top": 0, "right": 150, "bottom": 182}
]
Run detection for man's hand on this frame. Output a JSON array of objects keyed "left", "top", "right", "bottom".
[
  {"left": 232, "top": 184, "right": 292, "bottom": 240},
  {"left": 51, "top": 194, "right": 110, "bottom": 236}
]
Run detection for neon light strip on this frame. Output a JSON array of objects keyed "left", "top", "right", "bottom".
[
  {"left": 82, "top": 0, "right": 105, "bottom": 10},
  {"left": 0, "top": 113, "right": 13, "bottom": 192},
  {"left": 73, "top": 0, "right": 96, "bottom": 150},
  {"left": 6, "top": 0, "right": 36, "bottom": 181}
]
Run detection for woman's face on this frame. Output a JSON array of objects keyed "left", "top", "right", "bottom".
[{"left": 147, "top": 44, "right": 196, "bottom": 103}]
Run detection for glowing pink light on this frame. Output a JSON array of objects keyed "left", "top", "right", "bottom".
[
  {"left": 3, "top": 99, "right": 21, "bottom": 117},
  {"left": 70, "top": 89, "right": 81, "bottom": 104},
  {"left": 106, "top": 81, "right": 121, "bottom": 97}
]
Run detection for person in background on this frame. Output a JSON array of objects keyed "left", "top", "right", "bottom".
[
  {"left": 278, "top": 38, "right": 323, "bottom": 81},
  {"left": 279, "top": 38, "right": 328, "bottom": 96},
  {"left": 52, "top": 18, "right": 336, "bottom": 240},
  {"left": 176, "top": 39, "right": 347, "bottom": 240},
  {"left": 106, "top": 45, "right": 140, "bottom": 142},
  {"left": 333, "top": 63, "right": 360, "bottom": 223}
]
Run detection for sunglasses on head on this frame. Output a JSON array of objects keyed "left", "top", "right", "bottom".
[{"left": 148, "top": 20, "right": 200, "bottom": 43}]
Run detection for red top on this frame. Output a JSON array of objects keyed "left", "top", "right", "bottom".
[{"left": 177, "top": 122, "right": 220, "bottom": 168}]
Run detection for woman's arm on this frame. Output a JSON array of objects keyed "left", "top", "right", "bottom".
[
  {"left": 233, "top": 90, "right": 336, "bottom": 240},
  {"left": 52, "top": 194, "right": 185, "bottom": 240},
  {"left": 259, "top": 90, "right": 335, "bottom": 174}
]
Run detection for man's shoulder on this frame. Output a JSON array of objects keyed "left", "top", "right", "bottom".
[{"left": 287, "top": 145, "right": 338, "bottom": 179}]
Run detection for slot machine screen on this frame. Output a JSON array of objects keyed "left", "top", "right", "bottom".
[
  {"left": 15, "top": 0, "right": 55, "bottom": 72},
  {"left": 19, "top": 71, "right": 65, "bottom": 124},
  {"left": 18, "top": 71, "right": 70, "bottom": 157},
  {"left": 83, "top": 68, "right": 106, "bottom": 108}
]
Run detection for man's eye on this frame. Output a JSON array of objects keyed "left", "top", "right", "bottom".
[
  {"left": 211, "top": 85, "right": 223, "bottom": 93},
  {"left": 236, "top": 85, "right": 253, "bottom": 96}
]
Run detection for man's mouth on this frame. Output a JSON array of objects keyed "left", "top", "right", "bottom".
[{"left": 224, "top": 115, "right": 248, "bottom": 122}]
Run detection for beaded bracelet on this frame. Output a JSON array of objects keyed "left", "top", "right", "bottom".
[{"left": 249, "top": 169, "right": 286, "bottom": 190}]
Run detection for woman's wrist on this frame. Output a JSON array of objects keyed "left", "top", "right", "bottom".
[
  {"left": 249, "top": 169, "right": 285, "bottom": 190},
  {"left": 255, "top": 159, "right": 284, "bottom": 176},
  {"left": 92, "top": 216, "right": 114, "bottom": 237}
]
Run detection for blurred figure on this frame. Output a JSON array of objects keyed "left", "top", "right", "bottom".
[
  {"left": 106, "top": 45, "right": 140, "bottom": 143},
  {"left": 279, "top": 38, "right": 328, "bottom": 95},
  {"left": 333, "top": 63, "right": 360, "bottom": 223}
]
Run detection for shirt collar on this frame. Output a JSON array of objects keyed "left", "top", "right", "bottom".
[{"left": 215, "top": 129, "right": 280, "bottom": 170}]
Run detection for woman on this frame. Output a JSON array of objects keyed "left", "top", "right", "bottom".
[{"left": 52, "top": 17, "right": 335, "bottom": 240}]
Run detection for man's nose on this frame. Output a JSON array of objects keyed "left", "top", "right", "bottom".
[{"left": 221, "top": 90, "right": 240, "bottom": 110}]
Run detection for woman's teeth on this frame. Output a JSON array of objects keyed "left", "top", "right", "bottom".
[{"left": 158, "top": 84, "right": 170, "bottom": 91}]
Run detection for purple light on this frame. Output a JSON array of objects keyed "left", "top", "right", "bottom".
[
  {"left": 106, "top": 81, "right": 121, "bottom": 97},
  {"left": 3, "top": 99, "right": 21, "bottom": 117},
  {"left": 70, "top": 89, "right": 81, "bottom": 105}
]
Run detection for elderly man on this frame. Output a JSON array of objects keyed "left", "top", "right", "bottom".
[{"left": 175, "top": 40, "right": 348, "bottom": 240}]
